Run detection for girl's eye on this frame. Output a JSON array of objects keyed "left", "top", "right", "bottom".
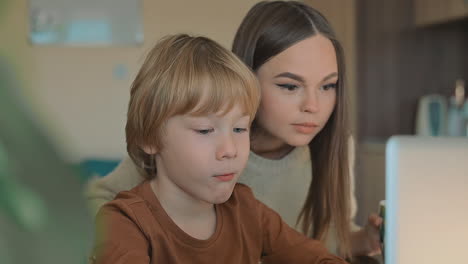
[
  {"left": 195, "top": 128, "right": 214, "bottom": 135},
  {"left": 320, "top": 82, "right": 338, "bottom": 91},
  {"left": 276, "top": 83, "right": 299, "bottom": 91},
  {"left": 233, "top": 127, "right": 248, "bottom": 133}
]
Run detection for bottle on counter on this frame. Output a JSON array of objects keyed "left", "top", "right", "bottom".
[
  {"left": 415, "top": 94, "right": 447, "bottom": 136},
  {"left": 464, "top": 96, "right": 468, "bottom": 137},
  {"left": 447, "top": 79, "right": 466, "bottom": 137}
]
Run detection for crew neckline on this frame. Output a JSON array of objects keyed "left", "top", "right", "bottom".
[{"left": 141, "top": 181, "right": 223, "bottom": 249}]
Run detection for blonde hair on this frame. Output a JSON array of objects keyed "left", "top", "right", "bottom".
[{"left": 126, "top": 34, "right": 260, "bottom": 179}]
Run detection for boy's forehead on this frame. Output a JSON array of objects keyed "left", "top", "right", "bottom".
[
  {"left": 167, "top": 73, "right": 257, "bottom": 121},
  {"left": 185, "top": 104, "right": 250, "bottom": 118},
  {"left": 182, "top": 92, "right": 250, "bottom": 116}
]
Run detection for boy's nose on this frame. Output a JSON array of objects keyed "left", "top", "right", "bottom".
[{"left": 216, "top": 134, "right": 237, "bottom": 160}]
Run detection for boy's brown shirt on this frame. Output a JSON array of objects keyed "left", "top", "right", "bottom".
[{"left": 92, "top": 181, "right": 348, "bottom": 264}]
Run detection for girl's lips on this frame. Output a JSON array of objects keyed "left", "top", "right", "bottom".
[
  {"left": 292, "top": 123, "right": 319, "bottom": 134},
  {"left": 293, "top": 122, "right": 319, "bottom": 127},
  {"left": 214, "top": 173, "right": 235, "bottom": 182}
]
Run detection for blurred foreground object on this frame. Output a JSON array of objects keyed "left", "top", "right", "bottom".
[{"left": 0, "top": 56, "right": 92, "bottom": 263}]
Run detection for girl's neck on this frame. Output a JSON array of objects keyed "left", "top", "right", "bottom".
[{"left": 250, "top": 128, "right": 295, "bottom": 160}]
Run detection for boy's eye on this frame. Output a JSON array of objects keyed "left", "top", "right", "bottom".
[
  {"left": 276, "top": 83, "right": 299, "bottom": 91},
  {"left": 195, "top": 128, "right": 214, "bottom": 135},
  {"left": 320, "top": 82, "right": 338, "bottom": 91},
  {"left": 233, "top": 127, "right": 248, "bottom": 133}
]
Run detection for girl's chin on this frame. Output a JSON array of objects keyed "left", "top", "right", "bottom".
[{"left": 284, "top": 134, "right": 316, "bottom": 147}]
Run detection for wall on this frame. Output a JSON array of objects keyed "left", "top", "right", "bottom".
[
  {"left": 357, "top": 0, "right": 468, "bottom": 141},
  {"left": 0, "top": 0, "right": 261, "bottom": 162},
  {"left": 355, "top": 0, "right": 468, "bottom": 224}
]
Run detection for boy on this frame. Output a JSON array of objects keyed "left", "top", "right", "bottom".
[{"left": 92, "top": 34, "right": 348, "bottom": 264}]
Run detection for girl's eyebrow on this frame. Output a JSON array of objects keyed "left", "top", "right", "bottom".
[
  {"left": 274, "top": 72, "right": 305, "bottom": 84},
  {"left": 322, "top": 72, "right": 338, "bottom": 82},
  {"left": 274, "top": 72, "right": 338, "bottom": 84}
]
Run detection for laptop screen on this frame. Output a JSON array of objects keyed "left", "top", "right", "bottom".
[{"left": 385, "top": 136, "right": 468, "bottom": 264}]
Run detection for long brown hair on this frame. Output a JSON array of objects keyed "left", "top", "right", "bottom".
[{"left": 232, "top": 1, "right": 351, "bottom": 257}]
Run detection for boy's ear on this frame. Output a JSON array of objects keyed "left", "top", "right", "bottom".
[{"left": 141, "top": 145, "right": 158, "bottom": 155}]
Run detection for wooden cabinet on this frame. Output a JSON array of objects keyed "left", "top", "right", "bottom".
[{"left": 415, "top": 0, "right": 468, "bottom": 26}]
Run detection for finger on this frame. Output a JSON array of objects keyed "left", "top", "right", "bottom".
[
  {"left": 368, "top": 214, "right": 383, "bottom": 227},
  {"left": 367, "top": 247, "right": 382, "bottom": 257}
]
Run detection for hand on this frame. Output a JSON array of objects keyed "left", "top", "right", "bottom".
[
  {"left": 350, "top": 214, "right": 383, "bottom": 256},
  {"left": 363, "top": 214, "right": 383, "bottom": 256}
]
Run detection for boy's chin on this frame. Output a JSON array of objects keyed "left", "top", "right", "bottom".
[
  {"left": 214, "top": 195, "right": 233, "bottom": 204},
  {"left": 210, "top": 187, "right": 236, "bottom": 204}
]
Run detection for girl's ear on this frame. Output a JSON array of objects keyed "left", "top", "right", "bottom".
[{"left": 141, "top": 145, "right": 158, "bottom": 155}]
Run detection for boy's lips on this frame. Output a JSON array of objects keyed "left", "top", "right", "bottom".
[{"left": 214, "top": 173, "right": 235, "bottom": 182}]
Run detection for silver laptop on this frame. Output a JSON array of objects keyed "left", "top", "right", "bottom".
[{"left": 385, "top": 136, "right": 468, "bottom": 264}]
